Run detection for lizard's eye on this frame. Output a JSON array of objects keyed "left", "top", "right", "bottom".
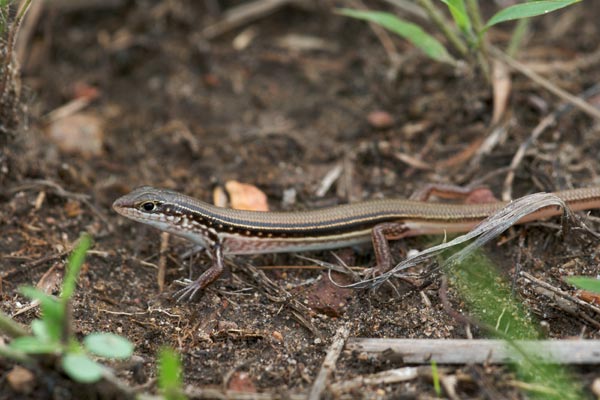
[{"left": 140, "top": 201, "right": 157, "bottom": 212}]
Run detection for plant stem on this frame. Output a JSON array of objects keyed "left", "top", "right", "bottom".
[
  {"left": 0, "top": 311, "right": 28, "bottom": 338},
  {"left": 507, "top": 18, "right": 530, "bottom": 57},
  {"left": 0, "top": 345, "right": 32, "bottom": 363},
  {"left": 416, "top": 0, "right": 467, "bottom": 57},
  {"left": 465, "top": 0, "right": 484, "bottom": 33},
  {"left": 0, "top": 0, "right": 31, "bottom": 100},
  {"left": 465, "top": 0, "right": 490, "bottom": 82}
]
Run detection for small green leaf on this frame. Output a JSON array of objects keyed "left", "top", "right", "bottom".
[
  {"left": 20, "top": 286, "right": 57, "bottom": 307},
  {"left": 338, "top": 9, "right": 456, "bottom": 64},
  {"left": 62, "top": 354, "right": 104, "bottom": 383},
  {"left": 485, "top": 0, "right": 581, "bottom": 29},
  {"left": 31, "top": 319, "right": 56, "bottom": 342},
  {"left": 61, "top": 233, "right": 92, "bottom": 302},
  {"left": 20, "top": 287, "right": 64, "bottom": 340},
  {"left": 440, "top": 0, "right": 471, "bottom": 34},
  {"left": 566, "top": 276, "right": 600, "bottom": 293},
  {"left": 9, "top": 336, "right": 59, "bottom": 354},
  {"left": 158, "top": 347, "right": 185, "bottom": 400},
  {"left": 84, "top": 333, "right": 134, "bottom": 359}
]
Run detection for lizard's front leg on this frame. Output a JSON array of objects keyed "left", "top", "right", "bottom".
[{"left": 175, "top": 242, "right": 225, "bottom": 301}]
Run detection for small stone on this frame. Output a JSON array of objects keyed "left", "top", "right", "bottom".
[
  {"left": 592, "top": 378, "right": 600, "bottom": 397},
  {"left": 7, "top": 366, "right": 35, "bottom": 394},
  {"left": 228, "top": 371, "right": 256, "bottom": 393},
  {"left": 367, "top": 110, "right": 394, "bottom": 129},
  {"left": 272, "top": 331, "right": 284, "bottom": 342}
]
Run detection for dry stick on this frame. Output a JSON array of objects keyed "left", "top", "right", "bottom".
[
  {"left": 470, "top": 123, "right": 509, "bottom": 168},
  {"left": 315, "top": 163, "right": 343, "bottom": 197},
  {"left": 501, "top": 113, "right": 557, "bottom": 201},
  {"left": 182, "top": 388, "right": 306, "bottom": 400},
  {"left": 381, "top": 0, "right": 428, "bottom": 20},
  {"left": 46, "top": 0, "right": 125, "bottom": 12},
  {"left": 237, "top": 260, "right": 323, "bottom": 339},
  {"left": 520, "top": 271, "right": 600, "bottom": 316},
  {"left": 501, "top": 82, "right": 600, "bottom": 200},
  {"left": 308, "top": 324, "right": 350, "bottom": 400},
  {"left": 532, "top": 285, "right": 600, "bottom": 330},
  {"left": 8, "top": 179, "right": 113, "bottom": 231},
  {"left": 346, "top": 338, "right": 600, "bottom": 364},
  {"left": 525, "top": 44, "right": 600, "bottom": 74},
  {"left": 329, "top": 366, "right": 421, "bottom": 394},
  {"left": 348, "top": 0, "right": 401, "bottom": 66},
  {"left": 202, "top": 0, "right": 299, "bottom": 39},
  {"left": 492, "top": 48, "right": 600, "bottom": 121},
  {"left": 157, "top": 232, "right": 169, "bottom": 293}
]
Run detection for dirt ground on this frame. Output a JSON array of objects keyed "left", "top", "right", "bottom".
[{"left": 2, "top": 1, "right": 600, "bottom": 398}]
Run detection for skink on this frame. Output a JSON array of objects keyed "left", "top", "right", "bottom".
[{"left": 112, "top": 185, "right": 600, "bottom": 299}]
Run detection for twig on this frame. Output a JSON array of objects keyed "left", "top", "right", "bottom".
[
  {"left": 182, "top": 388, "right": 306, "bottom": 400},
  {"left": 348, "top": 0, "right": 402, "bottom": 66},
  {"left": 7, "top": 179, "right": 113, "bottom": 231},
  {"left": 520, "top": 271, "right": 600, "bottom": 317},
  {"left": 346, "top": 338, "right": 600, "bottom": 364},
  {"left": 492, "top": 48, "right": 600, "bottom": 120},
  {"left": 157, "top": 232, "right": 169, "bottom": 293},
  {"left": 202, "top": 0, "right": 299, "bottom": 39},
  {"left": 329, "top": 366, "right": 420, "bottom": 393},
  {"left": 501, "top": 113, "right": 556, "bottom": 201},
  {"left": 308, "top": 324, "right": 350, "bottom": 400},
  {"left": 502, "top": 83, "right": 600, "bottom": 200},
  {"left": 381, "top": 0, "right": 427, "bottom": 20},
  {"left": 315, "top": 164, "right": 343, "bottom": 197},
  {"left": 237, "top": 260, "right": 323, "bottom": 339},
  {"left": 46, "top": 0, "right": 125, "bottom": 12}
]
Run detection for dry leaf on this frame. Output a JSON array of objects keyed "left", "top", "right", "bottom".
[
  {"left": 46, "top": 113, "right": 104, "bottom": 157},
  {"left": 576, "top": 290, "right": 600, "bottom": 305},
  {"left": 64, "top": 200, "right": 83, "bottom": 217},
  {"left": 491, "top": 59, "right": 511, "bottom": 125},
  {"left": 224, "top": 180, "right": 269, "bottom": 211}
]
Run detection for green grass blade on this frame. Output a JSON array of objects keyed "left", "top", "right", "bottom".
[
  {"left": 159, "top": 347, "right": 186, "bottom": 400},
  {"left": 431, "top": 360, "right": 441, "bottom": 396},
  {"left": 485, "top": 0, "right": 581, "bottom": 29},
  {"left": 61, "top": 233, "right": 91, "bottom": 302},
  {"left": 565, "top": 276, "right": 600, "bottom": 293},
  {"left": 439, "top": 0, "right": 471, "bottom": 34},
  {"left": 337, "top": 9, "right": 456, "bottom": 64}
]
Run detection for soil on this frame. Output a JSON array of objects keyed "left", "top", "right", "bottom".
[{"left": 2, "top": 1, "right": 600, "bottom": 399}]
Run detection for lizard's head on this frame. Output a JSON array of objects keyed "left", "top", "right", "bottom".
[{"left": 112, "top": 186, "right": 179, "bottom": 223}]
